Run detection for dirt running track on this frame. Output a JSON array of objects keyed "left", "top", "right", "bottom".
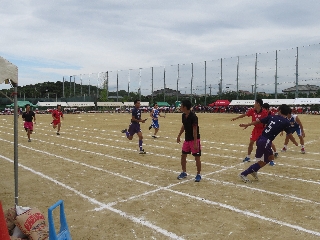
[{"left": 1, "top": 112, "right": 319, "bottom": 239}]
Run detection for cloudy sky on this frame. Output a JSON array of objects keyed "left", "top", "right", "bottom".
[{"left": 1, "top": 0, "right": 320, "bottom": 94}]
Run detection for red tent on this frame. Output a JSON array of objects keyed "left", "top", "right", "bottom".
[{"left": 208, "top": 100, "right": 230, "bottom": 107}]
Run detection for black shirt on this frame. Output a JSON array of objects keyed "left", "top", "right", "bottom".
[
  {"left": 182, "top": 111, "right": 200, "bottom": 141},
  {"left": 22, "top": 111, "right": 35, "bottom": 122}
]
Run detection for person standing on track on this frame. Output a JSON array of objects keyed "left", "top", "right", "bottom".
[
  {"left": 282, "top": 108, "right": 305, "bottom": 154},
  {"left": 238, "top": 104, "right": 292, "bottom": 183},
  {"left": 262, "top": 103, "right": 279, "bottom": 166},
  {"left": 22, "top": 104, "right": 36, "bottom": 142},
  {"left": 231, "top": 99, "right": 268, "bottom": 162},
  {"left": 176, "top": 100, "right": 202, "bottom": 182}
]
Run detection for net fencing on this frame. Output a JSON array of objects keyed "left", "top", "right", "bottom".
[{"left": 62, "top": 44, "right": 320, "bottom": 101}]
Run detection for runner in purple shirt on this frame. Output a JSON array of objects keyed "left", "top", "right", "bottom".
[
  {"left": 121, "top": 100, "right": 147, "bottom": 154},
  {"left": 238, "top": 104, "right": 292, "bottom": 183}
]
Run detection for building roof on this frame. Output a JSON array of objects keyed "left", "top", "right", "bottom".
[{"left": 282, "top": 85, "right": 320, "bottom": 92}]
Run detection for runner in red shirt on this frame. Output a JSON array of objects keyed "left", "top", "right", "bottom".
[
  {"left": 231, "top": 99, "right": 268, "bottom": 162},
  {"left": 52, "top": 104, "right": 64, "bottom": 135}
]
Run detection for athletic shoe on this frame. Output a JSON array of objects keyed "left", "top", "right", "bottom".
[
  {"left": 239, "top": 174, "right": 250, "bottom": 183},
  {"left": 281, "top": 147, "right": 287, "bottom": 152},
  {"left": 269, "top": 160, "right": 275, "bottom": 166},
  {"left": 139, "top": 149, "right": 146, "bottom": 154},
  {"left": 177, "top": 172, "right": 187, "bottom": 180},
  {"left": 195, "top": 174, "right": 201, "bottom": 182},
  {"left": 28, "top": 139, "right": 31, "bottom": 142},
  {"left": 301, "top": 148, "right": 305, "bottom": 154},
  {"left": 243, "top": 157, "right": 250, "bottom": 162},
  {"left": 121, "top": 129, "right": 127, "bottom": 133},
  {"left": 274, "top": 152, "right": 279, "bottom": 158},
  {"left": 56, "top": 132, "right": 60, "bottom": 135},
  {"left": 250, "top": 172, "right": 259, "bottom": 180},
  {"left": 152, "top": 135, "right": 157, "bottom": 138},
  {"left": 148, "top": 125, "right": 152, "bottom": 130}
]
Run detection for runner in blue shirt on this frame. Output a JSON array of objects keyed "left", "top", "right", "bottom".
[
  {"left": 281, "top": 108, "right": 305, "bottom": 154},
  {"left": 148, "top": 103, "right": 165, "bottom": 138}
]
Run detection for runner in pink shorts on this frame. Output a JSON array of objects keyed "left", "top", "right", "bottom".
[
  {"left": 22, "top": 104, "right": 36, "bottom": 142},
  {"left": 176, "top": 100, "right": 202, "bottom": 182}
]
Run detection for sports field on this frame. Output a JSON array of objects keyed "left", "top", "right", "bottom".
[{"left": 1, "top": 112, "right": 320, "bottom": 239}]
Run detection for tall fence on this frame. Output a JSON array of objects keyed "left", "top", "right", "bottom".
[{"left": 63, "top": 43, "right": 320, "bottom": 103}]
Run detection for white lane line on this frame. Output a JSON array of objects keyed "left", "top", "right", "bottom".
[
  {"left": 1, "top": 131, "right": 320, "bottom": 203},
  {"left": 0, "top": 154, "right": 184, "bottom": 240},
  {"left": 2, "top": 136, "right": 320, "bottom": 222},
  {"left": 166, "top": 188, "right": 320, "bottom": 237},
  {"left": 2, "top": 153, "right": 320, "bottom": 237}
]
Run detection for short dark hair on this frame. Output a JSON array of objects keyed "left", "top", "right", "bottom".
[
  {"left": 57, "top": 104, "right": 61, "bottom": 107},
  {"left": 255, "top": 99, "right": 263, "bottom": 106},
  {"left": 153, "top": 102, "right": 158, "bottom": 107},
  {"left": 134, "top": 99, "right": 140, "bottom": 104},
  {"left": 181, "top": 100, "right": 192, "bottom": 110},
  {"left": 25, "top": 104, "right": 30, "bottom": 107},
  {"left": 279, "top": 104, "right": 290, "bottom": 115},
  {"left": 262, "top": 103, "right": 270, "bottom": 110}
]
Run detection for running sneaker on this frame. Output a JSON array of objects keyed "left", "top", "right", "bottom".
[
  {"left": 250, "top": 172, "right": 259, "bottom": 180},
  {"left": 177, "top": 172, "right": 187, "bottom": 180},
  {"left": 28, "top": 139, "right": 31, "bottom": 142},
  {"left": 243, "top": 157, "right": 250, "bottom": 162},
  {"left": 301, "top": 148, "right": 305, "bottom": 154},
  {"left": 274, "top": 152, "right": 279, "bottom": 158},
  {"left": 152, "top": 135, "right": 157, "bottom": 138},
  {"left": 269, "top": 160, "right": 275, "bottom": 166},
  {"left": 139, "top": 149, "right": 146, "bottom": 154},
  {"left": 281, "top": 147, "right": 287, "bottom": 152},
  {"left": 121, "top": 129, "right": 127, "bottom": 133},
  {"left": 239, "top": 174, "right": 250, "bottom": 183},
  {"left": 195, "top": 174, "right": 201, "bottom": 182},
  {"left": 56, "top": 132, "right": 60, "bottom": 135}
]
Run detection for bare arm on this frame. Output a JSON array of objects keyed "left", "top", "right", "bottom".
[
  {"left": 193, "top": 124, "right": 198, "bottom": 150},
  {"left": 131, "top": 115, "right": 146, "bottom": 123},
  {"left": 295, "top": 116, "right": 305, "bottom": 137},
  {"left": 239, "top": 119, "right": 261, "bottom": 129},
  {"left": 231, "top": 113, "right": 246, "bottom": 121},
  {"left": 177, "top": 125, "right": 185, "bottom": 143}
]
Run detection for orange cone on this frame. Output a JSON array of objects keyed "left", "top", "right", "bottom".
[{"left": 0, "top": 201, "right": 10, "bottom": 240}]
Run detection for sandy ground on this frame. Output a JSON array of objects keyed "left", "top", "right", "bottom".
[{"left": 0, "top": 112, "right": 320, "bottom": 240}]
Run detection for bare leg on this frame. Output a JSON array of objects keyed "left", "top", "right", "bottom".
[
  {"left": 288, "top": 134, "right": 299, "bottom": 146},
  {"left": 154, "top": 128, "right": 159, "bottom": 136},
  {"left": 298, "top": 136, "right": 304, "bottom": 146},
  {"left": 248, "top": 140, "right": 255, "bottom": 155},
  {"left": 195, "top": 156, "right": 201, "bottom": 174},
  {"left": 180, "top": 154, "right": 187, "bottom": 172}
]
